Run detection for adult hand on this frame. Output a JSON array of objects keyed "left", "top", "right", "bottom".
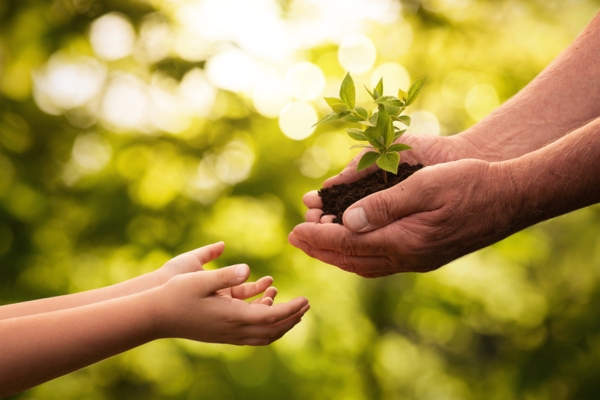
[
  {"left": 290, "top": 159, "right": 518, "bottom": 277},
  {"left": 303, "top": 133, "right": 482, "bottom": 223}
]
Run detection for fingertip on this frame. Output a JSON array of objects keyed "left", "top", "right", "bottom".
[
  {"left": 209, "top": 241, "right": 225, "bottom": 251},
  {"left": 288, "top": 232, "right": 300, "bottom": 248},
  {"left": 319, "top": 214, "right": 336, "bottom": 224},
  {"left": 260, "top": 297, "right": 274, "bottom": 306},
  {"left": 302, "top": 190, "right": 322, "bottom": 208},
  {"left": 291, "top": 223, "right": 309, "bottom": 240},
  {"left": 342, "top": 206, "right": 370, "bottom": 232},
  {"left": 234, "top": 264, "right": 250, "bottom": 280},
  {"left": 197, "top": 241, "right": 226, "bottom": 264},
  {"left": 305, "top": 208, "right": 323, "bottom": 223},
  {"left": 296, "top": 296, "right": 309, "bottom": 307}
]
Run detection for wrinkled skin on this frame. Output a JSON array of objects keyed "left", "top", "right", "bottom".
[{"left": 290, "top": 135, "right": 517, "bottom": 278}]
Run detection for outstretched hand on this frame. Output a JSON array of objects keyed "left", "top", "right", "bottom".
[
  {"left": 290, "top": 158, "right": 519, "bottom": 277},
  {"left": 152, "top": 245, "right": 310, "bottom": 345}
]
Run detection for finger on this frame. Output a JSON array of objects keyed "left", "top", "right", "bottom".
[
  {"left": 240, "top": 304, "right": 310, "bottom": 345},
  {"left": 197, "top": 264, "right": 250, "bottom": 296},
  {"left": 319, "top": 214, "right": 336, "bottom": 224},
  {"left": 342, "top": 170, "right": 437, "bottom": 232},
  {"left": 302, "top": 191, "right": 323, "bottom": 208},
  {"left": 290, "top": 234, "right": 397, "bottom": 277},
  {"left": 305, "top": 208, "right": 324, "bottom": 223},
  {"left": 249, "top": 286, "right": 277, "bottom": 305},
  {"left": 172, "top": 242, "right": 226, "bottom": 270},
  {"left": 258, "top": 297, "right": 274, "bottom": 306},
  {"left": 263, "top": 286, "right": 278, "bottom": 302},
  {"left": 292, "top": 222, "right": 391, "bottom": 256},
  {"left": 243, "top": 297, "right": 309, "bottom": 326},
  {"left": 230, "top": 276, "right": 273, "bottom": 300}
]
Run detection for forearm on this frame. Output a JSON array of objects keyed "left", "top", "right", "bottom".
[
  {"left": 502, "top": 117, "right": 600, "bottom": 231},
  {"left": 0, "top": 290, "right": 158, "bottom": 397},
  {"left": 0, "top": 270, "right": 165, "bottom": 320},
  {"left": 460, "top": 12, "right": 600, "bottom": 161}
]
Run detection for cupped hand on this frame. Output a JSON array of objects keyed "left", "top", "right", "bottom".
[
  {"left": 303, "top": 133, "right": 481, "bottom": 223},
  {"left": 152, "top": 263, "right": 310, "bottom": 345},
  {"left": 291, "top": 159, "right": 518, "bottom": 277}
]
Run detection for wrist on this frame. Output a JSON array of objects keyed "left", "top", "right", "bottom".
[
  {"left": 453, "top": 127, "right": 507, "bottom": 162},
  {"left": 140, "top": 287, "right": 170, "bottom": 341},
  {"left": 496, "top": 156, "right": 548, "bottom": 234}
]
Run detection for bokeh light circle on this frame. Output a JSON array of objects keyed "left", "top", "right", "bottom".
[
  {"left": 465, "top": 83, "right": 499, "bottom": 121},
  {"left": 338, "top": 35, "right": 377, "bottom": 74},
  {"left": 279, "top": 101, "right": 317, "bottom": 140},
  {"left": 90, "top": 13, "right": 136, "bottom": 61},
  {"left": 285, "top": 62, "right": 326, "bottom": 101},
  {"left": 371, "top": 62, "right": 411, "bottom": 96}
]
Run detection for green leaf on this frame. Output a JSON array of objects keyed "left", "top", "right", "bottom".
[
  {"left": 384, "top": 104, "right": 401, "bottom": 117},
  {"left": 368, "top": 112, "right": 379, "bottom": 127},
  {"left": 398, "top": 88, "right": 408, "bottom": 102},
  {"left": 393, "top": 129, "right": 407, "bottom": 141},
  {"left": 357, "top": 151, "right": 380, "bottom": 172},
  {"left": 365, "top": 85, "right": 376, "bottom": 100},
  {"left": 375, "top": 96, "right": 402, "bottom": 106},
  {"left": 324, "top": 97, "right": 350, "bottom": 113},
  {"left": 384, "top": 119, "right": 395, "bottom": 147},
  {"left": 370, "top": 107, "right": 393, "bottom": 148},
  {"left": 313, "top": 112, "right": 345, "bottom": 127},
  {"left": 374, "top": 78, "right": 383, "bottom": 99},
  {"left": 346, "top": 128, "right": 367, "bottom": 141},
  {"left": 343, "top": 114, "right": 364, "bottom": 123},
  {"left": 376, "top": 152, "right": 400, "bottom": 174},
  {"left": 394, "top": 115, "right": 411, "bottom": 126},
  {"left": 355, "top": 107, "right": 369, "bottom": 120},
  {"left": 406, "top": 77, "right": 426, "bottom": 106},
  {"left": 349, "top": 144, "right": 374, "bottom": 150},
  {"left": 340, "top": 73, "right": 355, "bottom": 109},
  {"left": 388, "top": 143, "right": 412, "bottom": 153},
  {"left": 363, "top": 127, "right": 383, "bottom": 150}
]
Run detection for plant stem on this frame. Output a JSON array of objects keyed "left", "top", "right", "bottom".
[{"left": 382, "top": 170, "right": 388, "bottom": 186}]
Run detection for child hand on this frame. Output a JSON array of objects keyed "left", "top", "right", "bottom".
[
  {"left": 158, "top": 243, "right": 278, "bottom": 306},
  {"left": 155, "top": 242, "right": 226, "bottom": 283},
  {"left": 151, "top": 250, "right": 309, "bottom": 345}
]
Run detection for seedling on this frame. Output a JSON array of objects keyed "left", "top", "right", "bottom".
[{"left": 314, "top": 73, "right": 426, "bottom": 185}]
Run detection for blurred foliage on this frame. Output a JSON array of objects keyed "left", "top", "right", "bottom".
[{"left": 2, "top": 0, "right": 600, "bottom": 399}]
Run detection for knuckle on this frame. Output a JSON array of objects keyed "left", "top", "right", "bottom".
[
  {"left": 366, "top": 191, "right": 397, "bottom": 222},
  {"left": 216, "top": 268, "right": 231, "bottom": 287}
]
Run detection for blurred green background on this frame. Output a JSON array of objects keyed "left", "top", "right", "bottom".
[{"left": 2, "top": 0, "right": 600, "bottom": 399}]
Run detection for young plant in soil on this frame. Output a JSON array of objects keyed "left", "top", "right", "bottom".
[{"left": 314, "top": 73, "right": 427, "bottom": 223}]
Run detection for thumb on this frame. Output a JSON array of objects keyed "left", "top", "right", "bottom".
[
  {"left": 342, "top": 172, "right": 432, "bottom": 232},
  {"left": 199, "top": 264, "right": 250, "bottom": 296}
]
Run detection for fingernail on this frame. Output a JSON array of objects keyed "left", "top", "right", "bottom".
[
  {"left": 234, "top": 264, "right": 247, "bottom": 278},
  {"left": 345, "top": 207, "right": 368, "bottom": 231}
]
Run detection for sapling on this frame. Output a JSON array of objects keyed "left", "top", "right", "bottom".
[{"left": 314, "top": 73, "right": 426, "bottom": 185}]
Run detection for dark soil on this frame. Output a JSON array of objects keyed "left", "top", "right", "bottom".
[{"left": 319, "top": 163, "right": 424, "bottom": 224}]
